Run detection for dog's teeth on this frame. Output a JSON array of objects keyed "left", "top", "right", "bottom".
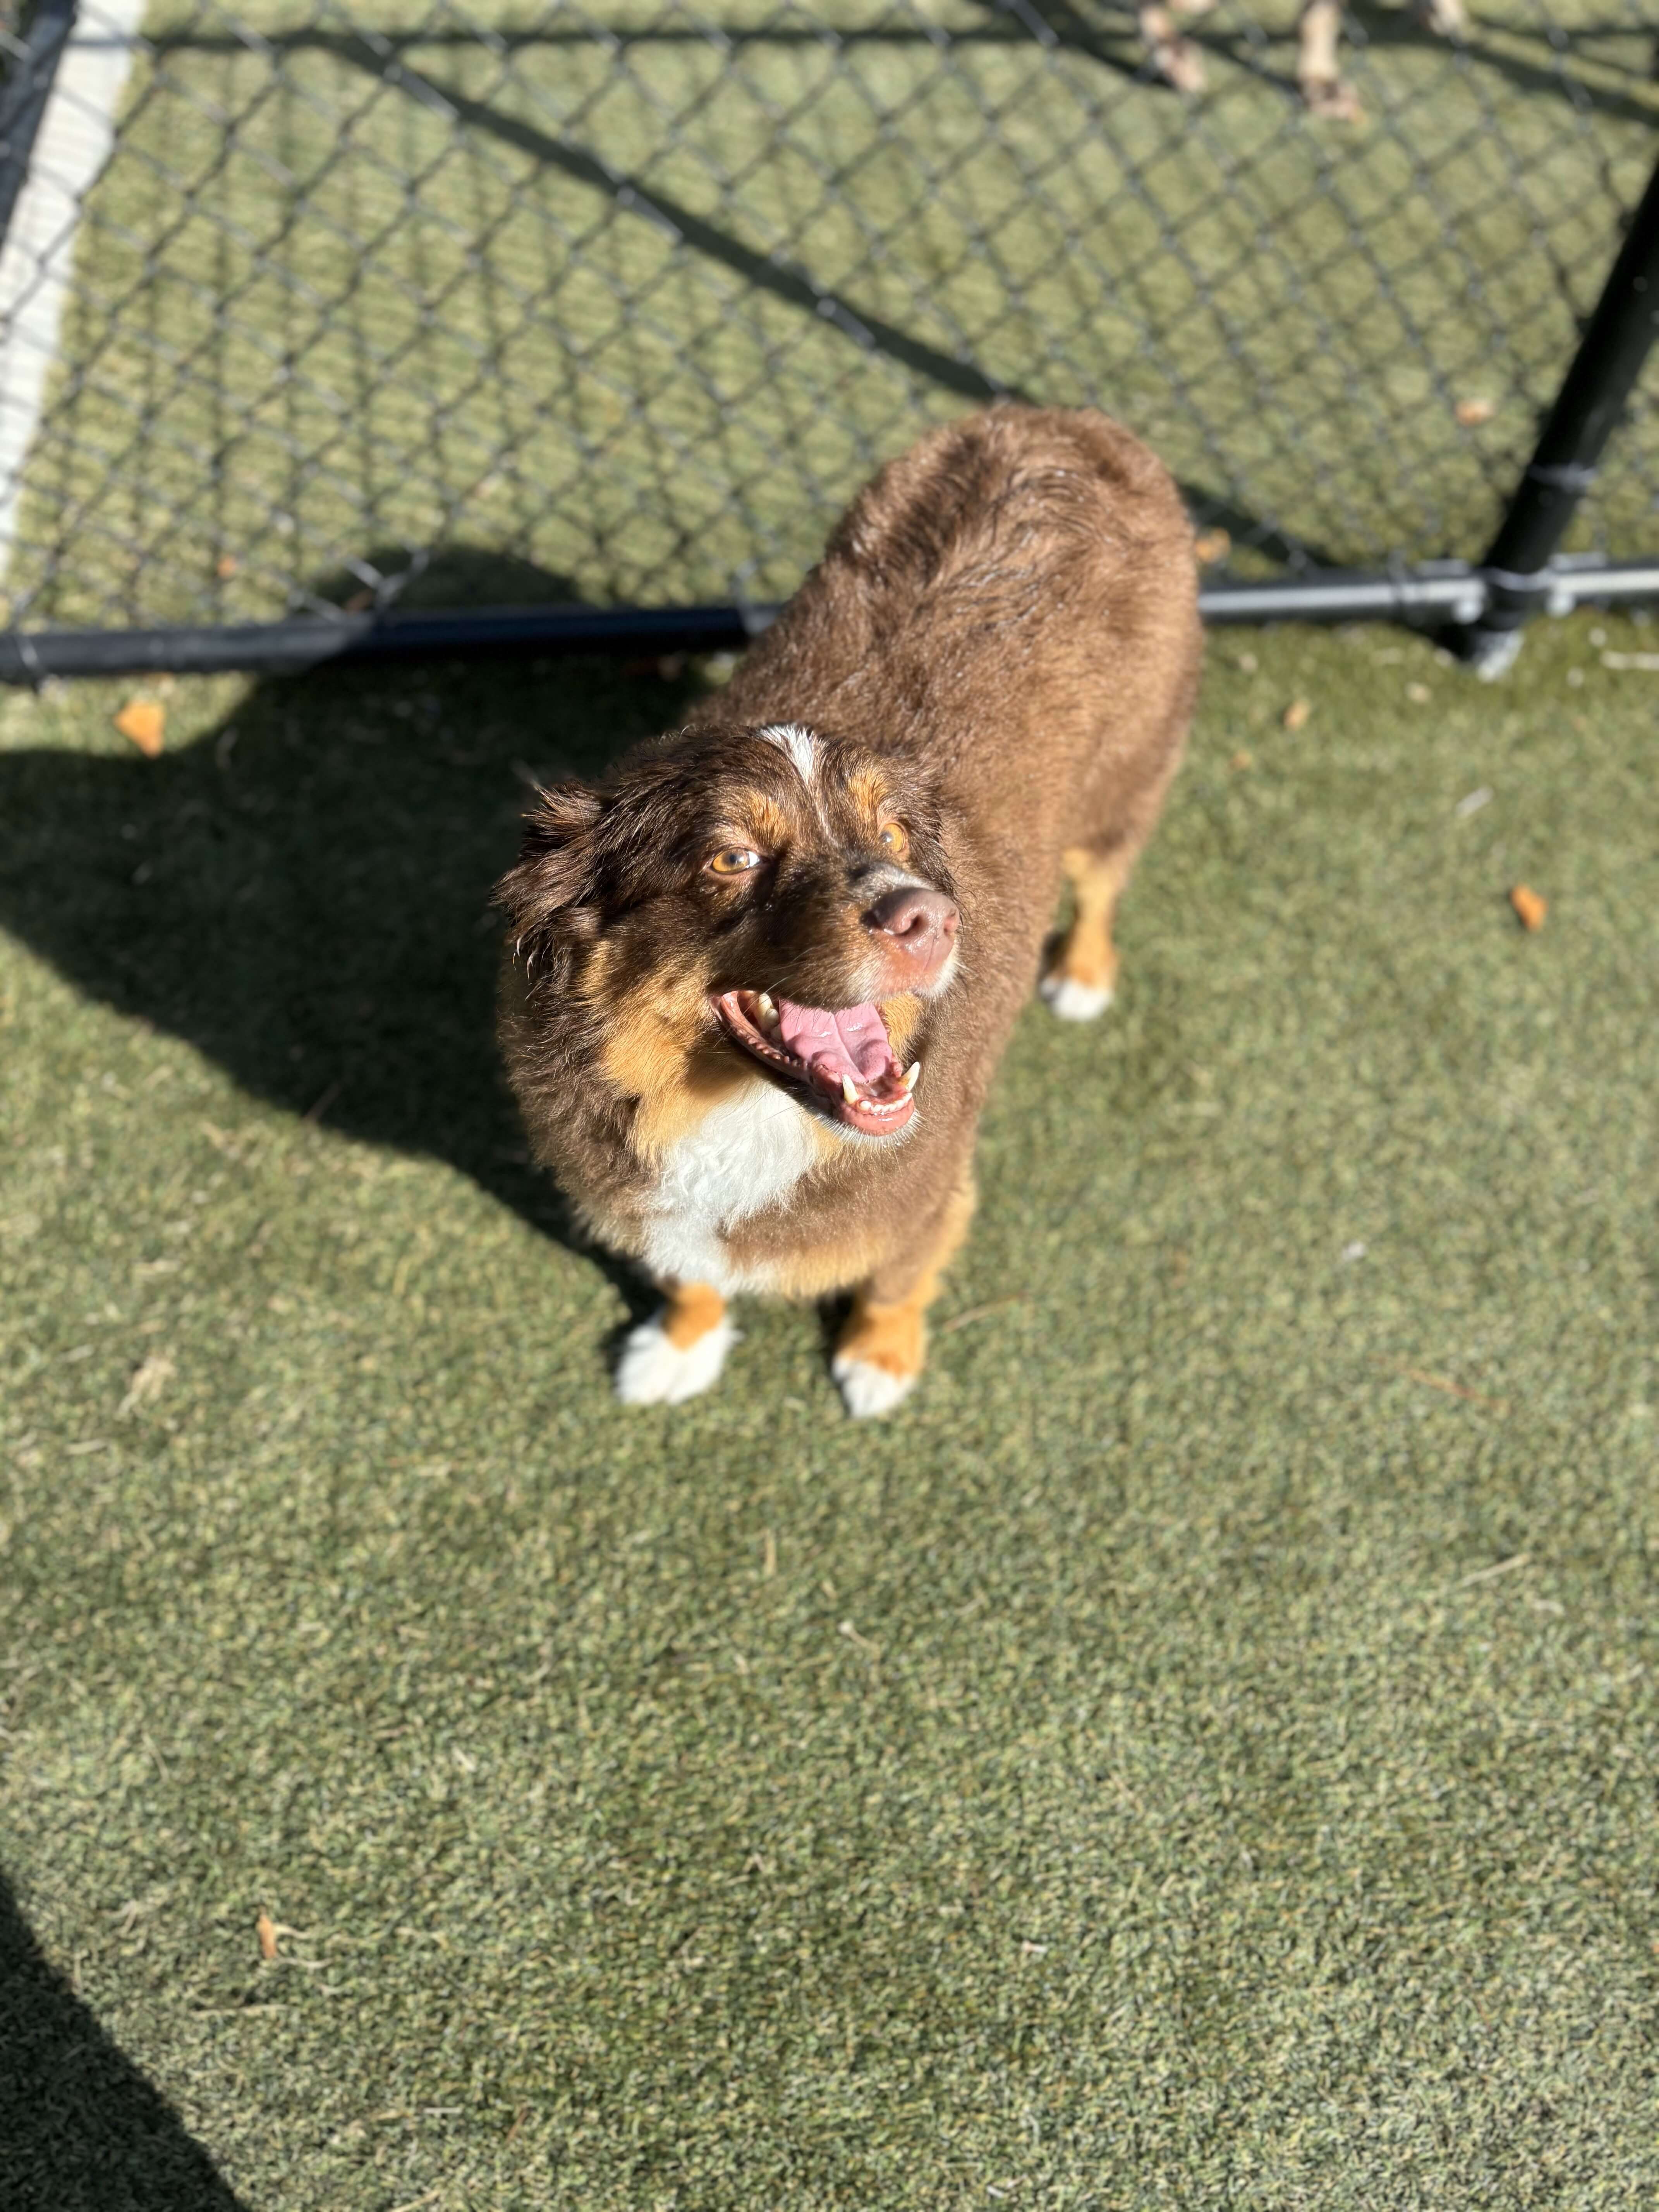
[
  {"left": 756, "top": 992, "right": 778, "bottom": 1026},
  {"left": 902, "top": 1061, "right": 921, "bottom": 1091},
  {"left": 841, "top": 1074, "right": 860, "bottom": 1105}
]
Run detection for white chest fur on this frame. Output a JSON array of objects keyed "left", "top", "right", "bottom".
[{"left": 639, "top": 1080, "right": 824, "bottom": 1291}]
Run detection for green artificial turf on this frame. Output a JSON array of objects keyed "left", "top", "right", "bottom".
[
  {"left": 1, "top": 610, "right": 1656, "bottom": 2209},
  {"left": 5, "top": 0, "right": 1658, "bottom": 632}
]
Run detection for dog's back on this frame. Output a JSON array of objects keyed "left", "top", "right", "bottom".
[{"left": 711, "top": 405, "right": 1200, "bottom": 1043}]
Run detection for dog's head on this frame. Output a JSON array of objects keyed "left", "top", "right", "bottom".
[{"left": 497, "top": 720, "right": 960, "bottom": 1145}]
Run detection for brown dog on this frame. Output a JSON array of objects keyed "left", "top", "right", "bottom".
[{"left": 496, "top": 407, "right": 1200, "bottom": 1416}]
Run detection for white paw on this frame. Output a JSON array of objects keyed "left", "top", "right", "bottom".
[
  {"left": 1040, "top": 972, "right": 1114, "bottom": 1022},
  {"left": 831, "top": 1353, "right": 916, "bottom": 1420},
  {"left": 615, "top": 1312, "right": 736, "bottom": 1406}
]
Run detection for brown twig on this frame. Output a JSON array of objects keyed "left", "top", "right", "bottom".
[
  {"left": 938, "top": 1297, "right": 1026, "bottom": 1334},
  {"left": 1459, "top": 1551, "right": 1531, "bottom": 1587},
  {"left": 1384, "top": 1361, "right": 1510, "bottom": 1416},
  {"left": 302, "top": 1079, "right": 343, "bottom": 1125}
]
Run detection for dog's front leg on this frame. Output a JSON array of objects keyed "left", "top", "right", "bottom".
[
  {"left": 831, "top": 1175, "right": 977, "bottom": 1419},
  {"left": 1297, "top": 0, "right": 1363, "bottom": 119},
  {"left": 1416, "top": 0, "right": 1468, "bottom": 37},
  {"left": 1138, "top": 2, "right": 1207, "bottom": 94},
  {"left": 1042, "top": 842, "right": 1134, "bottom": 1022},
  {"left": 615, "top": 1280, "right": 737, "bottom": 1406}
]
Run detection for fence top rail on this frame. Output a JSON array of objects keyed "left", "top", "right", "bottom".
[{"left": 0, "top": 0, "right": 1655, "bottom": 659}]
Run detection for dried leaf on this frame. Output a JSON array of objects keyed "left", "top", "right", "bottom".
[
  {"left": 1193, "top": 527, "right": 1231, "bottom": 565},
  {"left": 114, "top": 700, "right": 165, "bottom": 757},
  {"left": 1230, "top": 749, "right": 1253, "bottom": 771},
  {"left": 256, "top": 1910, "right": 279, "bottom": 1961},
  {"left": 1510, "top": 884, "right": 1547, "bottom": 932},
  {"left": 215, "top": 553, "right": 238, "bottom": 580},
  {"left": 1455, "top": 396, "right": 1496, "bottom": 427},
  {"left": 117, "top": 1352, "right": 175, "bottom": 1419},
  {"left": 1282, "top": 697, "right": 1310, "bottom": 732}
]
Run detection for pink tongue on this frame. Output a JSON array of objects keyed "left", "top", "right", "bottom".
[{"left": 775, "top": 999, "right": 897, "bottom": 1091}]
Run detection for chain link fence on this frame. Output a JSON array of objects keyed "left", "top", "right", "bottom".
[{"left": 0, "top": 0, "right": 1656, "bottom": 668}]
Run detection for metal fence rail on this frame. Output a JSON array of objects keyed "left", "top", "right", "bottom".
[{"left": 0, "top": 0, "right": 1656, "bottom": 678}]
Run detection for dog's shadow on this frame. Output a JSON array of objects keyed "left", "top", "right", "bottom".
[{"left": 0, "top": 556, "right": 698, "bottom": 1300}]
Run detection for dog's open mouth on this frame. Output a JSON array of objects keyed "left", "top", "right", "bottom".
[{"left": 713, "top": 989, "right": 919, "bottom": 1137}]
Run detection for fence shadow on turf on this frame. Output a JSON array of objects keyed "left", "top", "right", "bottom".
[
  {"left": 0, "top": 551, "right": 699, "bottom": 1307},
  {"left": 0, "top": 1869, "right": 246, "bottom": 2212}
]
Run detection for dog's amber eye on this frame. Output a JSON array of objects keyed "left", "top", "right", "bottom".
[
  {"left": 877, "top": 821, "right": 910, "bottom": 861},
  {"left": 707, "top": 847, "right": 762, "bottom": 876}
]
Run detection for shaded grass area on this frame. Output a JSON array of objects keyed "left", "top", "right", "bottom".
[
  {"left": 1, "top": 613, "right": 1657, "bottom": 2207},
  {"left": 6, "top": 0, "right": 1659, "bottom": 630}
]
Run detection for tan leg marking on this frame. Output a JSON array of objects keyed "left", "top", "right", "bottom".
[
  {"left": 615, "top": 1279, "right": 736, "bottom": 1407},
  {"left": 832, "top": 1177, "right": 976, "bottom": 1418},
  {"left": 1042, "top": 845, "right": 1133, "bottom": 1020},
  {"left": 662, "top": 1280, "right": 728, "bottom": 1350}
]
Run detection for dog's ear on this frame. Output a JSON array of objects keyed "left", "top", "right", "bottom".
[{"left": 495, "top": 779, "right": 607, "bottom": 958}]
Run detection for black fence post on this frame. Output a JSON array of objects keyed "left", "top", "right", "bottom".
[{"left": 1458, "top": 153, "right": 1659, "bottom": 677}]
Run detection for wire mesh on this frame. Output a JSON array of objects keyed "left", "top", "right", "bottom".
[{"left": 0, "top": 0, "right": 1656, "bottom": 640}]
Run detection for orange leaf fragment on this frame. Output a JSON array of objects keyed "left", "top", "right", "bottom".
[
  {"left": 114, "top": 699, "right": 165, "bottom": 757},
  {"left": 1230, "top": 749, "right": 1253, "bottom": 771},
  {"left": 1455, "top": 396, "right": 1496, "bottom": 427},
  {"left": 256, "top": 1909, "right": 279, "bottom": 1961},
  {"left": 1193, "top": 527, "right": 1231, "bottom": 566},
  {"left": 1510, "top": 884, "right": 1547, "bottom": 932},
  {"left": 215, "top": 553, "right": 238, "bottom": 580},
  {"left": 1282, "top": 697, "right": 1310, "bottom": 732}
]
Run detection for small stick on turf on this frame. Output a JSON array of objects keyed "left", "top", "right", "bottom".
[
  {"left": 1458, "top": 1552, "right": 1532, "bottom": 1587},
  {"left": 302, "top": 1078, "right": 343, "bottom": 1124},
  {"left": 938, "top": 1297, "right": 1027, "bottom": 1334},
  {"left": 1384, "top": 1360, "right": 1510, "bottom": 1416}
]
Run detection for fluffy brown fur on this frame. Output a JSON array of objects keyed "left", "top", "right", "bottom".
[{"left": 496, "top": 405, "right": 1201, "bottom": 1416}]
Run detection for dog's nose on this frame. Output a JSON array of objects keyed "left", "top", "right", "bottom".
[{"left": 866, "top": 884, "right": 960, "bottom": 964}]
